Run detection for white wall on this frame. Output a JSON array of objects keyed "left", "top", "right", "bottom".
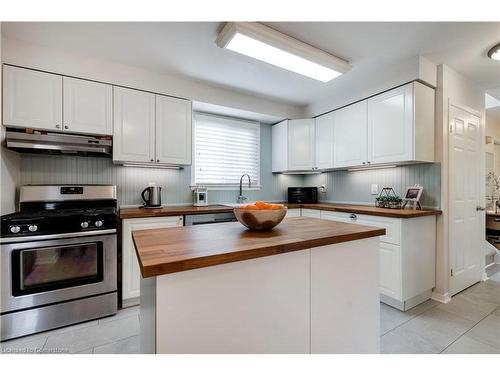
[
  {"left": 1, "top": 37, "right": 304, "bottom": 121},
  {"left": 305, "top": 56, "right": 436, "bottom": 117},
  {"left": 0, "top": 25, "right": 21, "bottom": 214},
  {"left": 433, "top": 64, "right": 485, "bottom": 302}
]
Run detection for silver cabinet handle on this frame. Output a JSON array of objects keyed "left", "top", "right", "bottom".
[
  {"left": 476, "top": 206, "right": 486, "bottom": 211},
  {"left": 156, "top": 159, "right": 160, "bottom": 163},
  {"left": 55, "top": 124, "right": 61, "bottom": 129},
  {"left": 150, "top": 159, "right": 154, "bottom": 162},
  {"left": 367, "top": 161, "right": 371, "bottom": 164},
  {"left": 350, "top": 213, "right": 357, "bottom": 220},
  {"left": 362, "top": 162, "right": 366, "bottom": 165},
  {"left": 64, "top": 125, "right": 69, "bottom": 129}
]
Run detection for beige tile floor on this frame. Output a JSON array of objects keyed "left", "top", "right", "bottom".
[{"left": 2, "top": 268, "right": 499, "bottom": 354}]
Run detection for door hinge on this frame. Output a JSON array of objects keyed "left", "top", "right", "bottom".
[{"left": 451, "top": 268, "right": 454, "bottom": 277}]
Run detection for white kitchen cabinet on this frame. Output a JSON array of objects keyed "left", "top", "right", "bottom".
[
  {"left": 155, "top": 95, "right": 192, "bottom": 165},
  {"left": 318, "top": 208, "right": 436, "bottom": 311},
  {"left": 286, "top": 208, "right": 301, "bottom": 217},
  {"left": 3, "top": 65, "right": 62, "bottom": 131},
  {"left": 333, "top": 101, "right": 368, "bottom": 168},
  {"left": 122, "top": 216, "right": 183, "bottom": 306},
  {"left": 314, "top": 112, "right": 335, "bottom": 170},
  {"left": 301, "top": 208, "right": 321, "bottom": 219},
  {"left": 272, "top": 119, "right": 316, "bottom": 172},
  {"left": 288, "top": 119, "right": 315, "bottom": 171},
  {"left": 63, "top": 77, "right": 113, "bottom": 135},
  {"left": 368, "top": 82, "right": 435, "bottom": 165},
  {"left": 113, "top": 87, "right": 156, "bottom": 164}
]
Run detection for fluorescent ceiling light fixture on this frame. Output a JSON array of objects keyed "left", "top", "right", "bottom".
[
  {"left": 486, "top": 93, "right": 500, "bottom": 109},
  {"left": 216, "top": 22, "right": 350, "bottom": 83},
  {"left": 347, "top": 165, "right": 397, "bottom": 172},
  {"left": 488, "top": 43, "right": 500, "bottom": 60}
]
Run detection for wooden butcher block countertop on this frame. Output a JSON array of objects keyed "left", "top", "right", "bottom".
[
  {"left": 287, "top": 203, "right": 442, "bottom": 218},
  {"left": 119, "top": 205, "right": 233, "bottom": 219},
  {"left": 132, "top": 216, "right": 385, "bottom": 278},
  {"left": 120, "top": 203, "right": 441, "bottom": 220}
]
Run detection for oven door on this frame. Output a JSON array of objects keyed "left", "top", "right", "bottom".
[{"left": 1, "top": 233, "right": 117, "bottom": 313}]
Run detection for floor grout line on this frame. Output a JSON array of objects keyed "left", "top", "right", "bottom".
[
  {"left": 438, "top": 309, "right": 498, "bottom": 354},
  {"left": 380, "top": 301, "right": 439, "bottom": 338}
]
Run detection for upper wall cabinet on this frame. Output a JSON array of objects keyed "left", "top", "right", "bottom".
[
  {"left": 155, "top": 94, "right": 192, "bottom": 165},
  {"left": 334, "top": 81, "right": 435, "bottom": 169},
  {"left": 367, "top": 82, "right": 434, "bottom": 166},
  {"left": 3, "top": 65, "right": 62, "bottom": 131},
  {"left": 272, "top": 119, "right": 316, "bottom": 172},
  {"left": 314, "top": 111, "right": 335, "bottom": 170},
  {"left": 63, "top": 77, "right": 113, "bottom": 135},
  {"left": 113, "top": 87, "right": 192, "bottom": 166},
  {"left": 333, "top": 101, "right": 368, "bottom": 168},
  {"left": 3, "top": 66, "right": 113, "bottom": 135},
  {"left": 113, "top": 87, "right": 156, "bottom": 164}
]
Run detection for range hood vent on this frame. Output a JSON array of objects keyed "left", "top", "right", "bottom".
[{"left": 5, "top": 130, "right": 112, "bottom": 157}]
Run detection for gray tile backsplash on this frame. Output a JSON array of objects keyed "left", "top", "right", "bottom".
[{"left": 304, "top": 163, "right": 441, "bottom": 208}]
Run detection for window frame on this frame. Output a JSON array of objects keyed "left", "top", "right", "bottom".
[{"left": 191, "top": 112, "right": 261, "bottom": 190}]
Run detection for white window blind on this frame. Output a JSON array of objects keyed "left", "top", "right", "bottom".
[{"left": 193, "top": 113, "right": 260, "bottom": 186}]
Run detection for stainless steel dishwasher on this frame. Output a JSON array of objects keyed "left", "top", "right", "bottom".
[{"left": 184, "top": 212, "right": 237, "bottom": 226}]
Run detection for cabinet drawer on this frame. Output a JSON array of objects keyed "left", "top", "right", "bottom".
[
  {"left": 286, "top": 208, "right": 301, "bottom": 217},
  {"left": 319, "top": 210, "right": 355, "bottom": 223},
  {"left": 356, "top": 214, "right": 401, "bottom": 245},
  {"left": 301, "top": 208, "right": 321, "bottom": 219}
]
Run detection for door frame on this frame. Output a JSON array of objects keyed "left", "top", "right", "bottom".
[{"left": 447, "top": 101, "right": 485, "bottom": 296}]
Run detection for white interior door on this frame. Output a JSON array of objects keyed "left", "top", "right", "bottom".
[{"left": 449, "top": 104, "right": 483, "bottom": 295}]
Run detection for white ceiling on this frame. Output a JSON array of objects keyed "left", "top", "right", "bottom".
[{"left": 2, "top": 22, "right": 500, "bottom": 107}]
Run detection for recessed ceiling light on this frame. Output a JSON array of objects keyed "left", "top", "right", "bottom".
[
  {"left": 216, "top": 22, "right": 350, "bottom": 83},
  {"left": 488, "top": 43, "right": 500, "bottom": 60}
]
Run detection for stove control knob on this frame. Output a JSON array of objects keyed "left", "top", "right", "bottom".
[
  {"left": 95, "top": 220, "right": 103, "bottom": 228},
  {"left": 81, "top": 221, "right": 89, "bottom": 229},
  {"left": 28, "top": 225, "right": 38, "bottom": 232},
  {"left": 10, "top": 225, "right": 21, "bottom": 234}
]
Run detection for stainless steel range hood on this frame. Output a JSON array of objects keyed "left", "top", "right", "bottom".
[{"left": 5, "top": 130, "right": 112, "bottom": 157}]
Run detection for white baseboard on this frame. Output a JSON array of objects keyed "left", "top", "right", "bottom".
[{"left": 431, "top": 291, "right": 451, "bottom": 304}]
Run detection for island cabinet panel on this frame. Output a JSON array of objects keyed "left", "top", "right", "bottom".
[
  {"left": 310, "top": 238, "right": 380, "bottom": 354},
  {"left": 152, "top": 249, "right": 311, "bottom": 354}
]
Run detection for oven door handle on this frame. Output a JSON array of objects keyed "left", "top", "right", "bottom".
[{"left": 0, "top": 229, "right": 117, "bottom": 244}]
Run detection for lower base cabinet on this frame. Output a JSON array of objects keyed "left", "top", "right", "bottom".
[
  {"left": 121, "top": 216, "right": 183, "bottom": 306},
  {"left": 318, "top": 209, "right": 436, "bottom": 311}
]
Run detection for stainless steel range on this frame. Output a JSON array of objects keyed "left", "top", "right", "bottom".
[{"left": 0, "top": 185, "right": 118, "bottom": 341}]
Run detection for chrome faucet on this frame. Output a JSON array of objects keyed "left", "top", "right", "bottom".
[{"left": 238, "top": 174, "right": 251, "bottom": 203}]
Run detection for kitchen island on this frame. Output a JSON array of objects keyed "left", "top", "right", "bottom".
[{"left": 133, "top": 217, "right": 385, "bottom": 354}]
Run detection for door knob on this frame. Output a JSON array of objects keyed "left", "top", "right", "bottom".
[{"left": 476, "top": 206, "right": 486, "bottom": 211}]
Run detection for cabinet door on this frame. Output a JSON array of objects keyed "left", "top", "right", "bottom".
[
  {"left": 122, "top": 216, "right": 183, "bottom": 304},
  {"left": 3, "top": 65, "right": 62, "bottom": 131},
  {"left": 63, "top": 77, "right": 112, "bottom": 135},
  {"left": 288, "top": 119, "right": 315, "bottom": 171},
  {"left": 286, "top": 208, "right": 301, "bottom": 217},
  {"left": 333, "top": 101, "right": 368, "bottom": 168},
  {"left": 272, "top": 120, "right": 288, "bottom": 172},
  {"left": 367, "top": 84, "right": 413, "bottom": 164},
  {"left": 315, "top": 112, "right": 334, "bottom": 170},
  {"left": 379, "top": 242, "right": 402, "bottom": 301},
  {"left": 155, "top": 95, "right": 192, "bottom": 165},
  {"left": 113, "top": 87, "right": 155, "bottom": 163},
  {"left": 301, "top": 208, "right": 321, "bottom": 218}
]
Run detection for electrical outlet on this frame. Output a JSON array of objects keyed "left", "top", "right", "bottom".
[{"left": 371, "top": 184, "right": 379, "bottom": 195}]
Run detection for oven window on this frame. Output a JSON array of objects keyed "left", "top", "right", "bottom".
[{"left": 12, "top": 242, "right": 104, "bottom": 296}]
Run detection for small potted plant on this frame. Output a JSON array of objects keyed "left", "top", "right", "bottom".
[{"left": 388, "top": 196, "right": 403, "bottom": 209}]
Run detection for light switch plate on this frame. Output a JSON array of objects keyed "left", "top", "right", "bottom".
[{"left": 371, "top": 184, "right": 379, "bottom": 195}]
